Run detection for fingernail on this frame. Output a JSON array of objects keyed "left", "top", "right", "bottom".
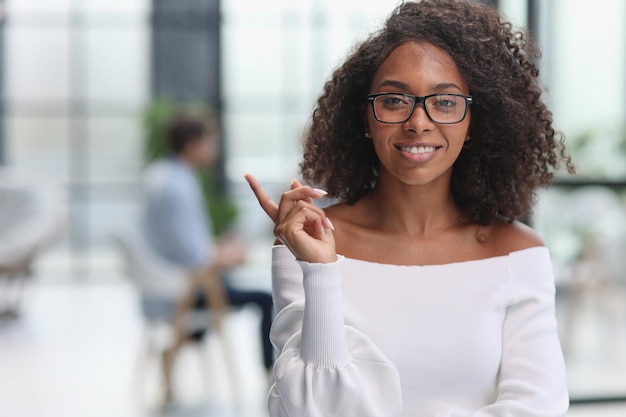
[
  {"left": 324, "top": 217, "right": 335, "bottom": 231},
  {"left": 290, "top": 177, "right": 298, "bottom": 186},
  {"left": 313, "top": 188, "right": 328, "bottom": 196}
]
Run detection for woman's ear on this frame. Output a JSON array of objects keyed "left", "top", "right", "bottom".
[
  {"left": 364, "top": 117, "right": 372, "bottom": 139},
  {"left": 363, "top": 102, "right": 374, "bottom": 138}
]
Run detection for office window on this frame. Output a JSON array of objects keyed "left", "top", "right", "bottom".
[
  {"left": 529, "top": 0, "right": 626, "bottom": 402},
  {"left": 4, "top": 0, "right": 150, "bottom": 262}
]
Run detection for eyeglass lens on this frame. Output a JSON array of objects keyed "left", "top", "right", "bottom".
[{"left": 373, "top": 94, "right": 468, "bottom": 124}]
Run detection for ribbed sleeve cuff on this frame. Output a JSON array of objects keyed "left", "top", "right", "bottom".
[
  {"left": 297, "top": 256, "right": 349, "bottom": 369},
  {"left": 271, "top": 246, "right": 305, "bottom": 314}
]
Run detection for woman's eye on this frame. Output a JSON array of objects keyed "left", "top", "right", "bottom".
[
  {"left": 382, "top": 96, "right": 409, "bottom": 107},
  {"left": 430, "top": 98, "right": 458, "bottom": 112},
  {"left": 435, "top": 100, "right": 455, "bottom": 108}
]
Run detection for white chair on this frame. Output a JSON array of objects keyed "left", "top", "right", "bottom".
[
  {"left": 0, "top": 169, "right": 66, "bottom": 318},
  {"left": 110, "top": 223, "right": 212, "bottom": 347},
  {"left": 112, "top": 224, "right": 188, "bottom": 310},
  {"left": 110, "top": 224, "right": 239, "bottom": 406}
]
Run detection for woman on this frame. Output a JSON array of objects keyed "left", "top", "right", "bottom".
[{"left": 245, "top": 1, "right": 574, "bottom": 416}]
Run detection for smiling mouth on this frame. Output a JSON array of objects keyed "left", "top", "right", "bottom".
[{"left": 396, "top": 145, "right": 441, "bottom": 154}]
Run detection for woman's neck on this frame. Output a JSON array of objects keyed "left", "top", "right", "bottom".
[{"left": 362, "top": 175, "right": 463, "bottom": 239}]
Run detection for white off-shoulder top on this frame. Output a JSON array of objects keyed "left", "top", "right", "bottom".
[{"left": 268, "top": 245, "right": 569, "bottom": 417}]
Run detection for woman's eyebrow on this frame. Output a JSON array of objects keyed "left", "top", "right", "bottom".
[
  {"left": 431, "top": 82, "right": 463, "bottom": 92},
  {"left": 378, "top": 80, "right": 410, "bottom": 90},
  {"left": 377, "top": 80, "right": 464, "bottom": 92}
]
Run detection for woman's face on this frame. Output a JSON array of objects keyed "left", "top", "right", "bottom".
[{"left": 366, "top": 41, "right": 471, "bottom": 189}]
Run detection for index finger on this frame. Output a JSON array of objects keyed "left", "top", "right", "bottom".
[
  {"left": 244, "top": 173, "right": 279, "bottom": 222},
  {"left": 290, "top": 177, "right": 314, "bottom": 204}
]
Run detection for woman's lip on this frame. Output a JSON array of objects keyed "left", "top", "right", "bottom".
[
  {"left": 395, "top": 144, "right": 441, "bottom": 162},
  {"left": 395, "top": 144, "right": 441, "bottom": 153}
]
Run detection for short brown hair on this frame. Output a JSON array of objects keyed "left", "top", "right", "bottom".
[{"left": 166, "top": 112, "right": 219, "bottom": 155}]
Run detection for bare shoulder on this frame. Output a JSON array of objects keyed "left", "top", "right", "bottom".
[
  {"left": 324, "top": 202, "right": 361, "bottom": 227},
  {"left": 486, "top": 219, "right": 545, "bottom": 255},
  {"left": 323, "top": 201, "right": 371, "bottom": 253}
]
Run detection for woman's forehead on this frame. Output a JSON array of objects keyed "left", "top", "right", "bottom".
[{"left": 372, "top": 41, "right": 468, "bottom": 93}]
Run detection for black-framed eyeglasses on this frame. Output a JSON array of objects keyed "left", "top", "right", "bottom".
[{"left": 367, "top": 92, "right": 473, "bottom": 124}]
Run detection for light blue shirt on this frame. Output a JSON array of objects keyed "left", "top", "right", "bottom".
[{"left": 141, "top": 157, "right": 216, "bottom": 269}]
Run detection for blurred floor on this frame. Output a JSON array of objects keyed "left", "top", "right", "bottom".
[
  {"left": 0, "top": 247, "right": 625, "bottom": 417},
  {"left": 0, "top": 246, "right": 270, "bottom": 417}
]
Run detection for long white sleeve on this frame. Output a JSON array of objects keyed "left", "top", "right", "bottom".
[{"left": 268, "top": 246, "right": 402, "bottom": 417}]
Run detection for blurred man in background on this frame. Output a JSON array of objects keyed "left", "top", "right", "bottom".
[{"left": 141, "top": 112, "right": 273, "bottom": 405}]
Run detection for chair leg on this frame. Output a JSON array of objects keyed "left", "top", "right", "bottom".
[
  {"left": 191, "top": 338, "right": 213, "bottom": 398},
  {"left": 161, "top": 280, "right": 198, "bottom": 408},
  {"left": 131, "top": 325, "right": 150, "bottom": 407},
  {"left": 161, "top": 324, "right": 189, "bottom": 407},
  {"left": 219, "top": 316, "right": 246, "bottom": 406},
  {"left": 131, "top": 322, "right": 163, "bottom": 410},
  {"left": 0, "top": 274, "right": 23, "bottom": 318}
]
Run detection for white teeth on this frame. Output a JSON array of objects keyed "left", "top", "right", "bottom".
[{"left": 400, "top": 146, "right": 437, "bottom": 154}]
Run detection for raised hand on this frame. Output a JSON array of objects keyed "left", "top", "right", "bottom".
[{"left": 244, "top": 174, "right": 336, "bottom": 264}]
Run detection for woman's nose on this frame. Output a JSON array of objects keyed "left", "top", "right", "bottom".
[{"left": 403, "top": 103, "right": 435, "bottom": 133}]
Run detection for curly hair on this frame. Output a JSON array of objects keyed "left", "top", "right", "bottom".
[{"left": 299, "top": 0, "right": 574, "bottom": 225}]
